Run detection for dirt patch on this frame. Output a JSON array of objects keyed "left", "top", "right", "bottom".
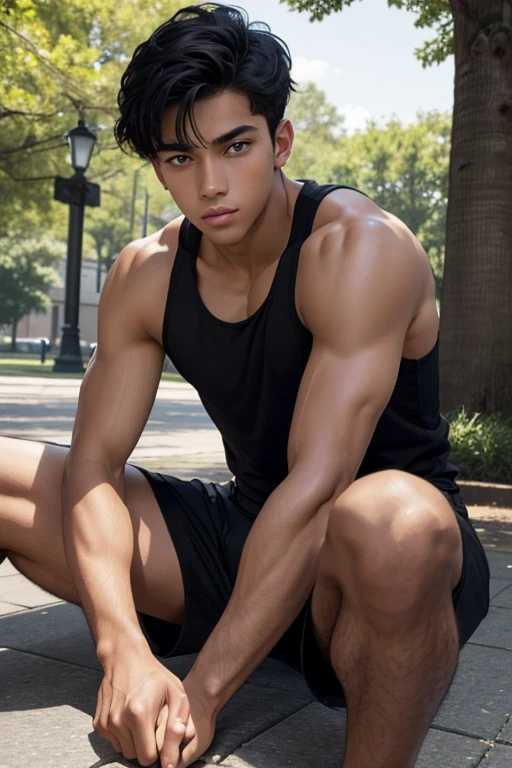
[{"left": 468, "top": 506, "right": 512, "bottom": 523}]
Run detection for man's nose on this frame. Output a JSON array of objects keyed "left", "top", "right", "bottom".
[{"left": 199, "top": 159, "right": 228, "bottom": 199}]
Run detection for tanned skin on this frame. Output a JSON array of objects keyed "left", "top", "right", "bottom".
[{"left": 0, "top": 90, "right": 463, "bottom": 768}]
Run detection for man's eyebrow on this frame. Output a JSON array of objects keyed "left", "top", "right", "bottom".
[{"left": 160, "top": 125, "right": 259, "bottom": 153}]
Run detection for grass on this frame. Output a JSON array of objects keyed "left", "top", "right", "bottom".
[
  {"left": 0, "top": 355, "right": 83, "bottom": 379},
  {"left": 0, "top": 354, "right": 184, "bottom": 383}
]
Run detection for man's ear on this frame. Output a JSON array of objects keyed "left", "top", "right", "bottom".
[
  {"left": 274, "top": 119, "right": 294, "bottom": 170},
  {"left": 152, "top": 160, "right": 167, "bottom": 190}
]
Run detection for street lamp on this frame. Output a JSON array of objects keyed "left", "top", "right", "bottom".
[{"left": 54, "top": 120, "right": 100, "bottom": 373}]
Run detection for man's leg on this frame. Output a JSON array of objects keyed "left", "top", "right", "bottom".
[
  {"left": 0, "top": 436, "right": 185, "bottom": 625},
  {"left": 311, "top": 470, "right": 464, "bottom": 768}
]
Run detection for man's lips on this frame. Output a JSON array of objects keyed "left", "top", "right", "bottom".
[
  {"left": 202, "top": 209, "right": 238, "bottom": 226},
  {"left": 202, "top": 207, "right": 238, "bottom": 219}
]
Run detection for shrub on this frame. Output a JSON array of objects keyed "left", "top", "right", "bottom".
[{"left": 446, "top": 407, "right": 512, "bottom": 484}]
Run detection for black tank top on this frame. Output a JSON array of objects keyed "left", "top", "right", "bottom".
[{"left": 162, "top": 179, "right": 460, "bottom": 514}]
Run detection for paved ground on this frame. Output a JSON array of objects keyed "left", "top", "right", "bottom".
[
  {"left": 0, "top": 376, "right": 511, "bottom": 767},
  {"left": 0, "top": 376, "right": 226, "bottom": 466}
]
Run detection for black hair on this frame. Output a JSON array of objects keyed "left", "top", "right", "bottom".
[{"left": 114, "top": 3, "right": 296, "bottom": 161}]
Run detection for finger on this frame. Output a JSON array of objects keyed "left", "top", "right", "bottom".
[
  {"left": 160, "top": 718, "right": 186, "bottom": 768},
  {"left": 115, "top": 731, "right": 138, "bottom": 761},
  {"left": 159, "top": 693, "right": 189, "bottom": 768},
  {"left": 130, "top": 715, "right": 160, "bottom": 767},
  {"left": 184, "top": 715, "right": 195, "bottom": 744},
  {"left": 109, "top": 712, "right": 137, "bottom": 762},
  {"left": 156, "top": 704, "right": 168, "bottom": 752},
  {"left": 94, "top": 685, "right": 122, "bottom": 754},
  {"left": 92, "top": 685, "right": 103, "bottom": 732},
  {"left": 108, "top": 689, "right": 137, "bottom": 761},
  {"left": 178, "top": 736, "right": 198, "bottom": 768},
  {"left": 128, "top": 694, "right": 171, "bottom": 766}
]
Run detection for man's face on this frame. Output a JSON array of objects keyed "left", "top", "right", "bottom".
[{"left": 154, "top": 90, "right": 292, "bottom": 246}]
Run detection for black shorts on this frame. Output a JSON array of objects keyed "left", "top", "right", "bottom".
[{"left": 133, "top": 467, "right": 490, "bottom": 709}]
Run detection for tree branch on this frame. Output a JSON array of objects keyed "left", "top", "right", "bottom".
[
  {"left": 0, "top": 166, "right": 57, "bottom": 182},
  {"left": 0, "top": 135, "right": 67, "bottom": 157},
  {"left": 0, "top": 107, "right": 64, "bottom": 121}
]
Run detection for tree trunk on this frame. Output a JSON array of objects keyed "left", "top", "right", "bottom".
[
  {"left": 10, "top": 317, "right": 18, "bottom": 353},
  {"left": 440, "top": 0, "right": 512, "bottom": 414}
]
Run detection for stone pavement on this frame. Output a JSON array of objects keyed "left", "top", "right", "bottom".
[{"left": 1, "top": 376, "right": 511, "bottom": 767}]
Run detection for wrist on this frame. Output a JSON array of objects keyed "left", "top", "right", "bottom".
[
  {"left": 96, "top": 631, "right": 151, "bottom": 669},
  {"left": 184, "top": 665, "right": 226, "bottom": 719}
]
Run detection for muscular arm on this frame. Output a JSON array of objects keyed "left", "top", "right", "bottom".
[
  {"left": 185, "top": 215, "right": 425, "bottom": 716},
  {"left": 62, "top": 242, "right": 165, "bottom": 660}
]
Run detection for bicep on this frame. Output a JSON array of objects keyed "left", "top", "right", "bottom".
[
  {"left": 287, "top": 337, "right": 402, "bottom": 498},
  {"left": 69, "top": 251, "right": 165, "bottom": 474}
]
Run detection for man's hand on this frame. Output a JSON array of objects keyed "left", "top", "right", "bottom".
[
  {"left": 155, "top": 675, "right": 217, "bottom": 768},
  {"left": 93, "top": 649, "right": 194, "bottom": 768},
  {"left": 180, "top": 675, "right": 217, "bottom": 768}
]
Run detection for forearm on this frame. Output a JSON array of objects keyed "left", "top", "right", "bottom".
[
  {"left": 187, "top": 472, "right": 340, "bottom": 714},
  {"left": 62, "top": 456, "right": 149, "bottom": 663}
]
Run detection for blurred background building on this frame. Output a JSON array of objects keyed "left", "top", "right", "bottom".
[{"left": 15, "top": 259, "right": 108, "bottom": 348}]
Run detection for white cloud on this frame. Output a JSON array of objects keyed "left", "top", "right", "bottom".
[
  {"left": 340, "top": 104, "right": 373, "bottom": 134},
  {"left": 292, "top": 56, "right": 343, "bottom": 83}
]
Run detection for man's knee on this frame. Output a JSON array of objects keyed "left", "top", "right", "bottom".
[{"left": 320, "top": 470, "right": 463, "bottom": 609}]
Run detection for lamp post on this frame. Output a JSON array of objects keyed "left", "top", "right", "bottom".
[{"left": 54, "top": 120, "right": 100, "bottom": 373}]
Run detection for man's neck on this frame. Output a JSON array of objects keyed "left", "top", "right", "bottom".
[{"left": 200, "top": 173, "right": 304, "bottom": 276}]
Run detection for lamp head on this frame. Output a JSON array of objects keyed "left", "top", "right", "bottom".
[{"left": 68, "top": 120, "right": 96, "bottom": 172}]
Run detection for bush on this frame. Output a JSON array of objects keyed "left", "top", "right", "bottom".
[{"left": 446, "top": 407, "right": 512, "bottom": 484}]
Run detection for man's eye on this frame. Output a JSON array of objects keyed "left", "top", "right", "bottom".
[
  {"left": 168, "top": 156, "right": 189, "bottom": 166},
  {"left": 229, "top": 141, "right": 250, "bottom": 153}
]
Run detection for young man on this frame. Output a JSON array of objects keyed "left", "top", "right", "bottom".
[{"left": 0, "top": 4, "right": 489, "bottom": 767}]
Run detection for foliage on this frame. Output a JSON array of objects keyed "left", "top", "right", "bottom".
[
  {"left": 281, "top": 0, "right": 454, "bottom": 66},
  {"left": 286, "top": 90, "right": 451, "bottom": 294},
  {"left": 0, "top": 237, "right": 62, "bottom": 328},
  {"left": 285, "top": 83, "right": 348, "bottom": 181},
  {"left": 344, "top": 111, "right": 451, "bottom": 296},
  {"left": 83, "top": 160, "right": 141, "bottom": 271},
  {"left": 286, "top": 131, "right": 343, "bottom": 183},
  {"left": 287, "top": 82, "right": 346, "bottom": 139},
  {"left": 285, "top": 83, "right": 347, "bottom": 183},
  {"left": 446, "top": 407, "right": 512, "bottom": 484},
  {"left": 0, "top": 0, "right": 191, "bottom": 231}
]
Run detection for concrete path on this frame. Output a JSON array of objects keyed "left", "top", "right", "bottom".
[{"left": 1, "top": 376, "right": 511, "bottom": 767}]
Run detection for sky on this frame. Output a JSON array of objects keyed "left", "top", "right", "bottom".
[{"left": 231, "top": 0, "right": 455, "bottom": 134}]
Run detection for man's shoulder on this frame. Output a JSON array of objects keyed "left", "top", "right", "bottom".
[
  {"left": 308, "top": 185, "right": 411, "bottom": 249},
  {"left": 299, "top": 180, "right": 428, "bottom": 273},
  {"left": 100, "top": 214, "right": 185, "bottom": 345},
  {"left": 296, "top": 191, "right": 430, "bottom": 328},
  {"left": 114, "top": 214, "right": 185, "bottom": 277}
]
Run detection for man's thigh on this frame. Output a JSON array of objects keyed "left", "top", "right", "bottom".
[
  {"left": 0, "top": 435, "right": 185, "bottom": 624},
  {"left": 132, "top": 470, "right": 252, "bottom": 659}
]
